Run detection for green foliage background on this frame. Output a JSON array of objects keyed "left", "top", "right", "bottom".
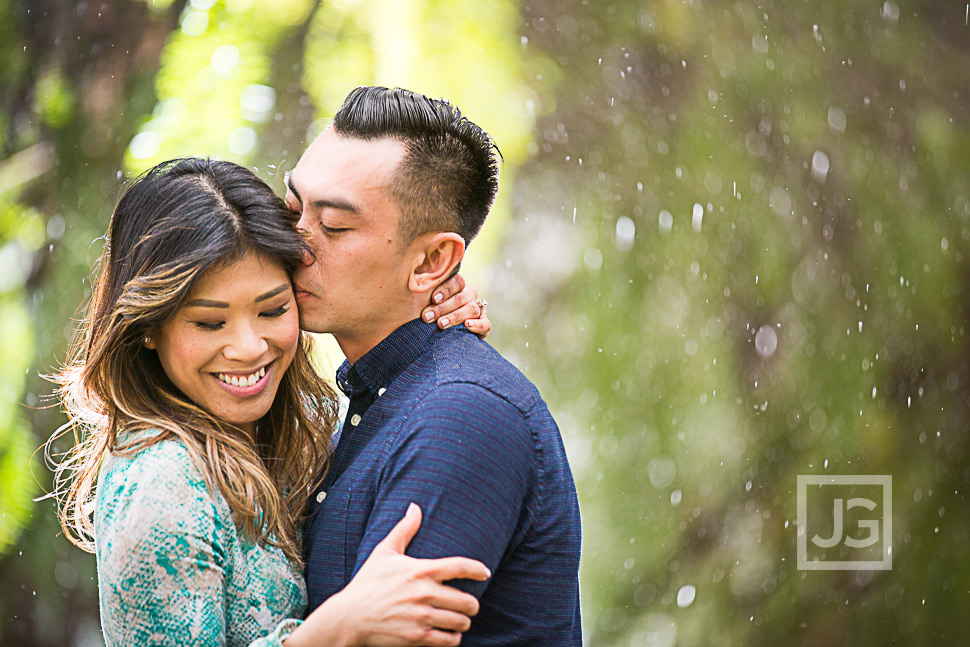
[{"left": 2, "top": 0, "right": 969, "bottom": 644}]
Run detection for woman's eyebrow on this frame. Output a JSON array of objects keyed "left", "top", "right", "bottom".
[
  {"left": 254, "top": 284, "right": 291, "bottom": 303},
  {"left": 184, "top": 284, "right": 290, "bottom": 308},
  {"left": 184, "top": 298, "right": 228, "bottom": 308}
]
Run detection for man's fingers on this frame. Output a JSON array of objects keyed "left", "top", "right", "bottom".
[
  {"left": 415, "top": 628, "right": 463, "bottom": 647},
  {"left": 421, "top": 555, "right": 491, "bottom": 583},
  {"left": 373, "top": 503, "right": 422, "bottom": 556},
  {"left": 422, "top": 609, "right": 473, "bottom": 634},
  {"left": 431, "top": 273, "right": 467, "bottom": 305},
  {"left": 418, "top": 584, "right": 481, "bottom": 618}
]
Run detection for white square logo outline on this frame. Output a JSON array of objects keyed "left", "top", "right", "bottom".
[{"left": 796, "top": 474, "right": 892, "bottom": 571}]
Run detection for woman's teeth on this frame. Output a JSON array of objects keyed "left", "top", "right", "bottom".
[{"left": 217, "top": 367, "right": 266, "bottom": 387}]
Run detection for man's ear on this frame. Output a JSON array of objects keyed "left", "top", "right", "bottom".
[{"left": 407, "top": 232, "right": 466, "bottom": 294}]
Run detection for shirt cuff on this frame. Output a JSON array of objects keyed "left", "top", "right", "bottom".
[{"left": 250, "top": 618, "right": 303, "bottom": 647}]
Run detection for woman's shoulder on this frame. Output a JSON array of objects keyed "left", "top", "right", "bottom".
[
  {"left": 101, "top": 429, "right": 204, "bottom": 486},
  {"left": 96, "top": 430, "right": 220, "bottom": 529}
]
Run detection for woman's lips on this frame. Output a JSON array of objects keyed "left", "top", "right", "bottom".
[{"left": 212, "top": 361, "right": 274, "bottom": 397}]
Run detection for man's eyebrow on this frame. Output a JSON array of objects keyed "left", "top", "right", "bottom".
[
  {"left": 309, "top": 197, "right": 360, "bottom": 214},
  {"left": 185, "top": 284, "right": 291, "bottom": 309},
  {"left": 285, "top": 173, "right": 359, "bottom": 214},
  {"left": 285, "top": 172, "right": 301, "bottom": 204}
]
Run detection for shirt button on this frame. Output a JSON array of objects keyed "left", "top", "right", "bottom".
[
  {"left": 350, "top": 414, "right": 362, "bottom": 426},
  {"left": 378, "top": 388, "right": 386, "bottom": 396},
  {"left": 316, "top": 491, "right": 327, "bottom": 503}
]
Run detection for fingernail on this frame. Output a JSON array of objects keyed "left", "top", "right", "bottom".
[
  {"left": 433, "top": 292, "right": 444, "bottom": 304},
  {"left": 465, "top": 320, "right": 475, "bottom": 329},
  {"left": 424, "top": 310, "right": 435, "bottom": 322},
  {"left": 406, "top": 502, "right": 419, "bottom": 517},
  {"left": 440, "top": 317, "right": 450, "bottom": 328}
]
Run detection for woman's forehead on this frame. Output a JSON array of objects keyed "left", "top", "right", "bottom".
[{"left": 187, "top": 251, "right": 291, "bottom": 301}]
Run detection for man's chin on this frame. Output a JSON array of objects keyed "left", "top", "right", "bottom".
[{"left": 298, "top": 312, "right": 328, "bottom": 335}]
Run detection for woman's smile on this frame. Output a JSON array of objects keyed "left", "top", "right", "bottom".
[
  {"left": 213, "top": 360, "right": 274, "bottom": 395},
  {"left": 147, "top": 252, "right": 300, "bottom": 433}
]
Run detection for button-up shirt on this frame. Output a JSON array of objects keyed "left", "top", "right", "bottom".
[{"left": 304, "top": 319, "right": 582, "bottom": 646}]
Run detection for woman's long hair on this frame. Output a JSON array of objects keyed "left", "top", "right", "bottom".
[{"left": 48, "top": 158, "right": 336, "bottom": 567}]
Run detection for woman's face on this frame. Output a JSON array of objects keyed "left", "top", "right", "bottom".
[{"left": 146, "top": 250, "right": 300, "bottom": 435}]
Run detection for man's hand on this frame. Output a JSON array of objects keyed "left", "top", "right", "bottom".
[{"left": 286, "top": 504, "right": 489, "bottom": 647}]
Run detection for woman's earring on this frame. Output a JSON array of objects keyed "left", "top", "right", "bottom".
[{"left": 144, "top": 335, "right": 152, "bottom": 345}]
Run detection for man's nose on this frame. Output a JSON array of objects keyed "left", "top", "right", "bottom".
[
  {"left": 223, "top": 324, "right": 269, "bottom": 362},
  {"left": 295, "top": 212, "right": 316, "bottom": 266}
]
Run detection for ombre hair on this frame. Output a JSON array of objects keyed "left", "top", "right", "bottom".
[{"left": 48, "top": 158, "right": 336, "bottom": 567}]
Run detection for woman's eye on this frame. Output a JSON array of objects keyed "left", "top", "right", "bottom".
[
  {"left": 261, "top": 306, "right": 289, "bottom": 318},
  {"left": 194, "top": 321, "right": 224, "bottom": 331}
]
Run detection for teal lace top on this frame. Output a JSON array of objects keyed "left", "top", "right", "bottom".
[{"left": 94, "top": 433, "right": 306, "bottom": 646}]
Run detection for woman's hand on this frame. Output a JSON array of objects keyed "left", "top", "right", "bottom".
[
  {"left": 284, "top": 504, "right": 490, "bottom": 647},
  {"left": 421, "top": 274, "right": 491, "bottom": 338}
]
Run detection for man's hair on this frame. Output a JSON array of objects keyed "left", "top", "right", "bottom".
[{"left": 332, "top": 86, "right": 501, "bottom": 245}]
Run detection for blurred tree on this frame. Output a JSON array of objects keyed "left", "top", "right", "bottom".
[
  {"left": 5, "top": 0, "right": 970, "bottom": 645},
  {"left": 488, "top": 0, "right": 970, "bottom": 645},
  {"left": 1, "top": 0, "right": 528, "bottom": 644},
  {"left": 1, "top": 1, "right": 187, "bottom": 643}
]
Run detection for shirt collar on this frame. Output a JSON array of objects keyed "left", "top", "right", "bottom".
[{"left": 335, "top": 318, "right": 437, "bottom": 398}]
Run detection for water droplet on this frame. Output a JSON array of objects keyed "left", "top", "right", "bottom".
[
  {"left": 583, "top": 247, "right": 603, "bottom": 271},
  {"left": 769, "top": 186, "right": 792, "bottom": 218},
  {"left": 692, "top": 203, "right": 704, "bottom": 232},
  {"left": 615, "top": 216, "right": 636, "bottom": 251},
  {"left": 648, "top": 457, "right": 676, "bottom": 488},
  {"left": 881, "top": 1, "right": 900, "bottom": 22},
  {"left": 811, "top": 150, "right": 830, "bottom": 183},
  {"left": 658, "top": 210, "right": 673, "bottom": 233},
  {"left": 828, "top": 106, "right": 847, "bottom": 132},
  {"left": 755, "top": 325, "right": 778, "bottom": 357},
  {"left": 677, "top": 584, "right": 696, "bottom": 608}
]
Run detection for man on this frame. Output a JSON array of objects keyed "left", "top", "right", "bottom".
[{"left": 286, "top": 86, "right": 582, "bottom": 645}]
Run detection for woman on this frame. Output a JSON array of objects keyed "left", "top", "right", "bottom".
[{"left": 49, "top": 158, "right": 491, "bottom": 646}]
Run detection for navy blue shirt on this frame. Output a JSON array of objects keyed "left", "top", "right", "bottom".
[{"left": 304, "top": 319, "right": 582, "bottom": 646}]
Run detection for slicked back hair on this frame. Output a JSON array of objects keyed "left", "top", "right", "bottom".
[{"left": 332, "top": 86, "right": 501, "bottom": 246}]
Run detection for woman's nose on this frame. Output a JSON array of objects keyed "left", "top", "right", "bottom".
[{"left": 223, "top": 324, "right": 269, "bottom": 361}]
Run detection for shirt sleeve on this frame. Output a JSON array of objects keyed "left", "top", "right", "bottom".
[
  {"left": 353, "top": 382, "right": 537, "bottom": 597},
  {"left": 95, "top": 441, "right": 303, "bottom": 647}
]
